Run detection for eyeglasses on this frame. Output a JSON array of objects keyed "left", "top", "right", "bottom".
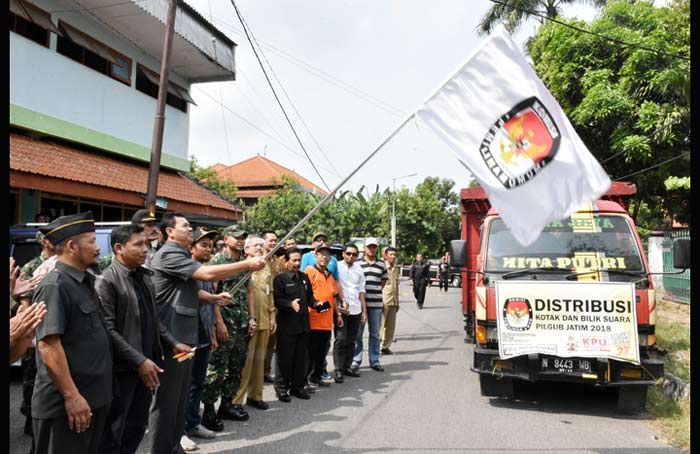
[{"left": 345, "top": 252, "right": 358, "bottom": 257}]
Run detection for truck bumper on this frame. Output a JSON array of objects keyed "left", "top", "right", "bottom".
[{"left": 470, "top": 347, "right": 663, "bottom": 387}]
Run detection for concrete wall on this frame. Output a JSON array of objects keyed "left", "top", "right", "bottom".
[{"left": 10, "top": 0, "right": 191, "bottom": 169}]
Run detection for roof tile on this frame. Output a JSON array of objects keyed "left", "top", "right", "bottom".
[
  {"left": 10, "top": 133, "right": 240, "bottom": 213},
  {"left": 212, "top": 155, "right": 328, "bottom": 195}
]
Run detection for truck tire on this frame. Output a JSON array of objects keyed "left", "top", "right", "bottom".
[
  {"left": 479, "top": 374, "right": 514, "bottom": 398},
  {"left": 451, "top": 276, "right": 461, "bottom": 288},
  {"left": 616, "top": 385, "right": 648, "bottom": 414}
]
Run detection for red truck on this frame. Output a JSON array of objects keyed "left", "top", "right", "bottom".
[{"left": 450, "top": 182, "right": 689, "bottom": 413}]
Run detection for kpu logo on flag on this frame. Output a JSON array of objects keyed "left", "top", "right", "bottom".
[
  {"left": 416, "top": 26, "right": 611, "bottom": 246},
  {"left": 481, "top": 97, "right": 560, "bottom": 189}
]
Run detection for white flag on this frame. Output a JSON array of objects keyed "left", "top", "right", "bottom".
[{"left": 416, "top": 27, "right": 610, "bottom": 246}]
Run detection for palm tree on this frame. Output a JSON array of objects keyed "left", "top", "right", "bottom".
[{"left": 478, "top": 0, "right": 608, "bottom": 36}]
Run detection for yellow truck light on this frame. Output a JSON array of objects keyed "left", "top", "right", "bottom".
[
  {"left": 620, "top": 368, "right": 642, "bottom": 379},
  {"left": 639, "top": 334, "right": 657, "bottom": 347},
  {"left": 476, "top": 325, "right": 487, "bottom": 344},
  {"left": 582, "top": 373, "right": 597, "bottom": 380},
  {"left": 494, "top": 360, "right": 512, "bottom": 370}
]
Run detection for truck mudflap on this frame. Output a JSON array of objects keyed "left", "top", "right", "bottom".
[{"left": 471, "top": 347, "right": 663, "bottom": 386}]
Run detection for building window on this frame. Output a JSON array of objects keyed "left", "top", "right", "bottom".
[
  {"left": 136, "top": 64, "right": 195, "bottom": 113},
  {"left": 9, "top": 0, "right": 59, "bottom": 47},
  {"left": 56, "top": 20, "right": 132, "bottom": 86},
  {"left": 39, "top": 194, "right": 140, "bottom": 222},
  {"left": 10, "top": 191, "right": 20, "bottom": 226}
]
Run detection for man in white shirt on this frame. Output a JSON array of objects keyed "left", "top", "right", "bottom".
[{"left": 333, "top": 243, "right": 366, "bottom": 383}]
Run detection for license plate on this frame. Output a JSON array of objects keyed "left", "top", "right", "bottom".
[{"left": 540, "top": 357, "right": 592, "bottom": 374}]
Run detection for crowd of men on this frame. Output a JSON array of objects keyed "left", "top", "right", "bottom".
[{"left": 8, "top": 210, "right": 423, "bottom": 454}]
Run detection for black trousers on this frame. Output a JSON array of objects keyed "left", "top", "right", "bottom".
[
  {"left": 333, "top": 313, "right": 361, "bottom": 371},
  {"left": 150, "top": 353, "right": 193, "bottom": 454},
  {"left": 413, "top": 280, "right": 428, "bottom": 307},
  {"left": 33, "top": 404, "right": 109, "bottom": 454},
  {"left": 307, "top": 330, "right": 332, "bottom": 381},
  {"left": 100, "top": 371, "right": 152, "bottom": 454},
  {"left": 439, "top": 274, "right": 449, "bottom": 291},
  {"left": 275, "top": 331, "right": 309, "bottom": 393}
]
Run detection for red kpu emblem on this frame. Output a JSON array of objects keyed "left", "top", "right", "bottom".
[
  {"left": 503, "top": 297, "right": 533, "bottom": 331},
  {"left": 479, "top": 97, "right": 561, "bottom": 189}
]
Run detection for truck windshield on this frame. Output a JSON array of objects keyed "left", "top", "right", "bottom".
[{"left": 485, "top": 214, "right": 645, "bottom": 276}]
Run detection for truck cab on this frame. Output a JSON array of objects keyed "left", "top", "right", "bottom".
[{"left": 452, "top": 182, "right": 666, "bottom": 413}]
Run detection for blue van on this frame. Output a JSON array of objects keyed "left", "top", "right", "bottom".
[{"left": 10, "top": 224, "right": 119, "bottom": 268}]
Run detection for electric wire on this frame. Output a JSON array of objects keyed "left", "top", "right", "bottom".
[
  {"left": 207, "top": 0, "right": 231, "bottom": 163},
  {"left": 229, "top": 0, "right": 331, "bottom": 192},
  {"left": 236, "top": 11, "right": 343, "bottom": 180},
  {"left": 600, "top": 149, "right": 628, "bottom": 164},
  {"left": 487, "top": 0, "right": 689, "bottom": 61},
  {"left": 193, "top": 86, "right": 338, "bottom": 178},
  {"left": 207, "top": 16, "right": 408, "bottom": 118},
  {"left": 236, "top": 66, "right": 295, "bottom": 146},
  {"left": 613, "top": 151, "right": 689, "bottom": 181}
]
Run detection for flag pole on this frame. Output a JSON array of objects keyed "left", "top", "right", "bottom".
[{"left": 226, "top": 113, "right": 416, "bottom": 292}]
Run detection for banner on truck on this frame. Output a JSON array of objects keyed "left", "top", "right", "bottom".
[{"left": 495, "top": 281, "right": 639, "bottom": 364}]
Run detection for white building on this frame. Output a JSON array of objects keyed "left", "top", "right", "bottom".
[{"left": 10, "top": 0, "right": 242, "bottom": 225}]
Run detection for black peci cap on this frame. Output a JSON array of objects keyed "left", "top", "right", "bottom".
[{"left": 40, "top": 212, "right": 95, "bottom": 246}]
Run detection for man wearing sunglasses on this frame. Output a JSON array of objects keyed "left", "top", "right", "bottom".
[{"left": 333, "top": 244, "right": 366, "bottom": 383}]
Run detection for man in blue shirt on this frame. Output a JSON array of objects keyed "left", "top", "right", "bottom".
[{"left": 300, "top": 232, "right": 339, "bottom": 280}]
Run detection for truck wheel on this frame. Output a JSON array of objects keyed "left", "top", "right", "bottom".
[
  {"left": 451, "top": 276, "right": 461, "bottom": 288},
  {"left": 616, "top": 385, "right": 648, "bottom": 414},
  {"left": 479, "top": 374, "right": 514, "bottom": 398}
]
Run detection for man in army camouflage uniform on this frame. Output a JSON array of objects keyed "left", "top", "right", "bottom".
[
  {"left": 18, "top": 230, "right": 55, "bottom": 439},
  {"left": 201, "top": 226, "right": 256, "bottom": 431}
]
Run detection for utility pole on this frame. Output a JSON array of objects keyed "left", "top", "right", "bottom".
[{"left": 145, "top": 0, "right": 178, "bottom": 214}]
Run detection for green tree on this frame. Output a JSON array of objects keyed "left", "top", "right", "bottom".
[
  {"left": 394, "top": 177, "right": 461, "bottom": 262},
  {"left": 187, "top": 157, "right": 238, "bottom": 202},
  {"left": 527, "top": 0, "right": 690, "bottom": 228},
  {"left": 242, "top": 176, "right": 316, "bottom": 239},
  {"left": 478, "top": 0, "right": 607, "bottom": 35}
]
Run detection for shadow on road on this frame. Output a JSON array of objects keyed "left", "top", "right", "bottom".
[
  {"left": 185, "top": 357, "right": 450, "bottom": 453},
  {"left": 394, "top": 331, "right": 461, "bottom": 342},
  {"left": 391, "top": 347, "right": 453, "bottom": 356},
  {"left": 486, "top": 381, "right": 654, "bottom": 421}
]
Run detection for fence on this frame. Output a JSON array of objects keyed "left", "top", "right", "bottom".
[{"left": 662, "top": 229, "right": 690, "bottom": 304}]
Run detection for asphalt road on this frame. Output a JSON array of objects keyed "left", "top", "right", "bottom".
[{"left": 9, "top": 283, "right": 679, "bottom": 454}]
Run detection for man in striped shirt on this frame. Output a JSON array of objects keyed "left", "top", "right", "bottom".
[{"left": 352, "top": 238, "right": 388, "bottom": 372}]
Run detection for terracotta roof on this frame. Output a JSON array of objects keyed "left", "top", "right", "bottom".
[
  {"left": 237, "top": 188, "right": 277, "bottom": 199},
  {"left": 212, "top": 155, "right": 328, "bottom": 195},
  {"left": 10, "top": 133, "right": 241, "bottom": 214},
  {"left": 209, "top": 163, "right": 228, "bottom": 173}
]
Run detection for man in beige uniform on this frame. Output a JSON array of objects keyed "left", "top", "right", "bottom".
[
  {"left": 233, "top": 236, "right": 277, "bottom": 410},
  {"left": 380, "top": 247, "right": 400, "bottom": 355}
]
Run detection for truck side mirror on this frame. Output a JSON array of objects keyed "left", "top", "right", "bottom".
[
  {"left": 449, "top": 240, "right": 467, "bottom": 267},
  {"left": 673, "top": 237, "right": 690, "bottom": 269}
]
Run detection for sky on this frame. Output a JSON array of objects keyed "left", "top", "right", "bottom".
[{"left": 185, "top": 0, "right": 600, "bottom": 194}]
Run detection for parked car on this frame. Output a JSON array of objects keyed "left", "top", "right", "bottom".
[{"left": 10, "top": 224, "right": 119, "bottom": 268}]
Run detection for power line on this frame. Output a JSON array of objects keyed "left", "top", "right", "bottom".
[
  {"left": 600, "top": 149, "right": 627, "bottom": 164},
  {"left": 193, "top": 86, "right": 339, "bottom": 178},
  {"left": 236, "top": 12, "right": 343, "bottom": 180},
  {"left": 613, "top": 151, "right": 689, "bottom": 181},
  {"left": 229, "top": 0, "right": 331, "bottom": 192},
  {"left": 487, "top": 0, "right": 689, "bottom": 61},
  {"left": 207, "top": 16, "right": 408, "bottom": 118}
]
